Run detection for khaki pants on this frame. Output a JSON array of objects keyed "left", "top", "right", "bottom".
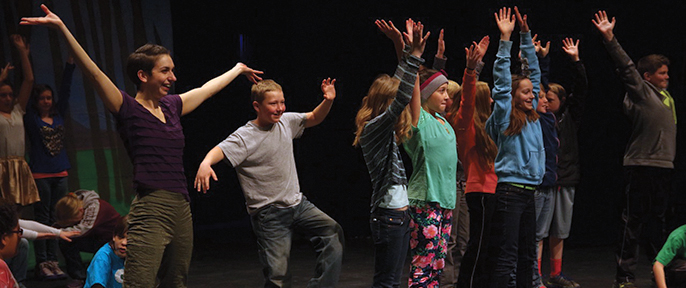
[{"left": 124, "top": 190, "right": 193, "bottom": 288}]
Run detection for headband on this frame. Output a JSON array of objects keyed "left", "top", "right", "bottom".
[{"left": 420, "top": 71, "right": 449, "bottom": 100}]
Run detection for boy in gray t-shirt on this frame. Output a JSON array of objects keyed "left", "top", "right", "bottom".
[{"left": 195, "top": 79, "right": 343, "bottom": 287}]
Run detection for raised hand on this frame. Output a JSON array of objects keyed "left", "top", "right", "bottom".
[
  {"left": 375, "top": 19, "right": 403, "bottom": 44},
  {"left": 592, "top": 10, "right": 615, "bottom": 42},
  {"left": 0, "top": 63, "right": 14, "bottom": 83},
  {"left": 532, "top": 34, "right": 550, "bottom": 57},
  {"left": 476, "top": 35, "right": 490, "bottom": 62},
  {"left": 404, "top": 18, "right": 416, "bottom": 45},
  {"left": 514, "top": 6, "right": 530, "bottom": 32},
  {"left": 436, "top": 29, "right": 445, "bottom": 59},
  {"left": 465, "top": 43, "right": 481, "bottom": 71},
  {"left": 20, "top": 4, "right": 64, "bottom": 29},
  {"left": 321, "top": 78, "right": 336, "bottom": 101},
  {"left": 236, "top": 62, "right": 263, "bottom": 84},
  {"left": 495, "top": 7, "right": 515, "bottom": 40},
  {"left": 10, "top": 35, "right": 29, "bottom": 54},
  {"left": 408, "top": 21, "right": 430, "bottom": 58},
  {"left": 562, "top": 38, "right": 580, "bottom": 62}
]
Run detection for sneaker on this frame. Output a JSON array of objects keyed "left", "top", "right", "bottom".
[
  {"left": 546, "top": 274, "right": 580, "bottom": 288},
  {"left": 66, "top": 279, "right": 85, "bottom": 288},
  {"left": 48, "top": 261, "right": 67, "bottom": 279},
  {"left": 611, "top": 281, "right": 636, "bottom": 288},
  {"left": 34, "top": 262, "right": 57, "bottom": 280}
]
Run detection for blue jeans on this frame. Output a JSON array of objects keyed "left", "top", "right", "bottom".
[
  {"left": 250, "top": 196, "right": 344, "bottom": 288},
  {"left": 33, "top": 176, "right": 68, "bottom": 263},
  {"left": 533, "top": 187, "right": 554, "bottom": 287},
  {"left": 370, "top": 208, "right": 410, "bottom": 288},
  {"left": 488, "top": 184, "right": 536, "bottom": 288}
]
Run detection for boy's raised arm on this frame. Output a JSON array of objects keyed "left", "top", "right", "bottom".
[
  {"left": 21, "top": 4, "right": 122, "bottom": 113},
  {"left": 305, "top": 78, "right": 336, "bottom": 128}
]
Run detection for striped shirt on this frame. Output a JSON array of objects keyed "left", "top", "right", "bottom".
[{"left": 359, "top": 52, "right": 423, "bottom": 212}]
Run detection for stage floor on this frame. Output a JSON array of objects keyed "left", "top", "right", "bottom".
[{"left": 25, "top": 237, "right": 653, "bottom": 288}]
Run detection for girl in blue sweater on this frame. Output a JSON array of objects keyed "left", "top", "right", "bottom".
[{"left": 485, "top": 7, "right": 544, "bottom": 288}]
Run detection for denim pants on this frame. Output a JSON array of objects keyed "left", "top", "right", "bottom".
[
  {"left": 616, "top": 166, "right": 672, "bottom": 283},
  {"left": 370, "top": 208, "right": 411, "bottom": 288},
  {"left": 457, "top": 192, "right": 495, "bottom": 288},
  {"left": 34, "top": 176, "right": 68, "bottom": 263},
  {"left": 488, "top": 184, "right": 536, "bottom": 288},
  {"left": 250, "top": 196, "right": 344, "bottom": 288},
  {"left": 124, "top": 189, "right": 193, "bottom": 288},
  {"left": 532, "top": 186, "right": 555, "bottom": 287}
]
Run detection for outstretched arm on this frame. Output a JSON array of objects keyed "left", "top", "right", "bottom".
[
  {"left": 375, "top": 19, "right": 404, "bottom": 62},
  {"left": 592, "top": 11, "right": 647, "bottom": 102},
  {"left": 305, "top": 78, "right": 336, "bottom": 128},
  {"left": 22, "top": 4, "right": 122, "bottom": 113},
  {"left": 11, "top": 35, "right": 34, "bottom": 111},
  {"left": 180, "top": 63, "right": 262, "bottom": 116},
  {"left": 194, "top": 146, "right": 225, "bottom": 193}
]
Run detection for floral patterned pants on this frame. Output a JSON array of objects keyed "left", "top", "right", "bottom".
[{"left": 408, "top": 202, "right": 453, "bottom": 288}]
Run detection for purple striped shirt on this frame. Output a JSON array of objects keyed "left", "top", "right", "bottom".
[{"left": 113, "top": 91, "right": 188, "bottom": 200}]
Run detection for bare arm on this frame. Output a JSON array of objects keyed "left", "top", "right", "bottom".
[
  {"left": 194, "top": 146, "right": 225, "bottom": 193},
  {"left": 653, "top": 261, "right": 667, "bottom": 288},
  {"left": 22, "top": 4, "right": 122, "bottom": 113},
  {"left": 180, "top": 62, "right": 262, "bottom": 116},
  {"left": 305, "top": 78, "right": 336, "bottom": 128},
  {"left": 407, "top": 21, "right": 430, "bottom": 126},
  {"left": 11, "top": 35, "right": 34, "bottom": 111}
]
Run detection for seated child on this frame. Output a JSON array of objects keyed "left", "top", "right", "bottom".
[
  {"left": 654, "top": 225, "right": 686, "bottom": 288},
  {"left": 85, "top": 216, "right": 128, "bottom": 288},
  {"left": 6, "top": 220, "right": 80, "bottom": 285},
  {"left": 55, "top": 190, "right": 122, "bottom": 283},
  {"left": 0, "top": 200, "right": 22, "bottom": 288}
]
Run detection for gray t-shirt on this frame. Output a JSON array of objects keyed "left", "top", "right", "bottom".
[{"left": 218, "top": 112, "right": 307, "bottom": 214}]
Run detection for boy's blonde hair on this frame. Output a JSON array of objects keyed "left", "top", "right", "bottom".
[
  {"left": 251, "top": 80, "right": 283, "bottom": 104},
  {"left": 55, "top": 193, "right": 83, "bottom": 226}
]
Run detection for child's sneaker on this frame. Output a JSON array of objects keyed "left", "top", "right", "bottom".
[
  {"left": 546, "top": 274, "right": 580, "bottom": 288},
  {"left": 48, "top": 261, "right": 67, "bottom": 279},
  {"left": 34, "top": 262, "right": 56, "bottom": 280}
]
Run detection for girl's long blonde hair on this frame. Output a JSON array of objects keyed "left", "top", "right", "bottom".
[
  {"left": 473, "top": 82, "right": 498, "bottom": 168},
  {"left": 353, "top": 74, "right": 412, "bottom": 146},
  {"left": 504, "top": 75, "right": 540, "bottom": 136}
]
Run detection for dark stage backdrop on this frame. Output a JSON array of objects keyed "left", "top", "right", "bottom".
[
  {"left": 173, "top": 0, "right": 686, "bottom": 246},
  {"left": 3, "top": 0, "right": 685, "bottom": 248}
]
